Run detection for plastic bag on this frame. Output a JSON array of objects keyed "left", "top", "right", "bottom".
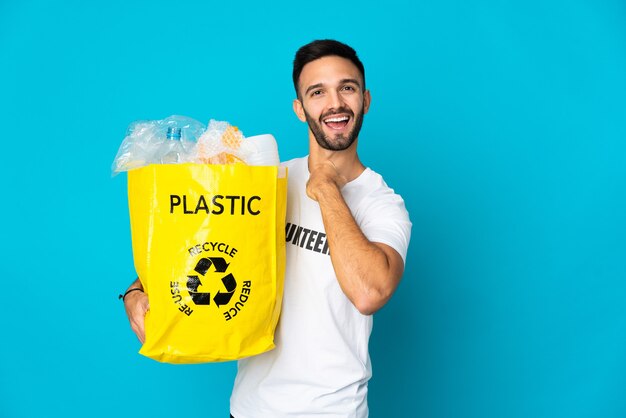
[
  {"left": 112, "top": 116, "right": 280, "bottom": 175},
  {"left": 128, "top": 163, "right": 287, "bottom": 363},
  {"left": 111, "top": 115, "right": 204, "bottom": 174},
  {"left": 116, "top": 115, "right": 286, "bottom": 363}
]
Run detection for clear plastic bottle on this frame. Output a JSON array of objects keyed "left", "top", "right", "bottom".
[{"left": 160, "top": 127, "right": 185, "bottom": 164}]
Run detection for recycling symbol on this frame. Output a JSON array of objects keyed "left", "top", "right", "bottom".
[{"left": 187, "top": 257, "right": 237, "bottom": 307}]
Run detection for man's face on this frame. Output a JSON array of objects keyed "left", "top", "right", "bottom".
[{"left": 294, "top": 56, "right": 370, "bottom": 151}]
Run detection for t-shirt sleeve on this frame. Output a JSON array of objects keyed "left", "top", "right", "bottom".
[{"left": 358, "top": 188, "right": 412, "bottom": 265}]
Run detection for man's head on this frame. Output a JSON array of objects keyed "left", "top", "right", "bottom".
[{"left": 292, "top": 40, "right": 370, "bottom": 152}]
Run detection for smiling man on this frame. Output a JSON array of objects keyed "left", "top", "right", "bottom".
[
  {"left": 229, "top": 39, "right": 412, "bottom": 417},
  {"left": 122, "top": 39, "right": 411, "bottom": 418}
]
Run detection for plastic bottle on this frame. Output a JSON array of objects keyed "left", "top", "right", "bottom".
[{"left": 160, "top": 127, "right": 185, "bottom": 164}]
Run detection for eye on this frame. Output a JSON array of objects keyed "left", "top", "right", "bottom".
[
  {"left": 310, "top": 90, "right": 323, "bottom": 97},
  {"left": 342, "top": 85, "right": 356, "bottom": 92}
]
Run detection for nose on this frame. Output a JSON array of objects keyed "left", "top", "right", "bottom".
[{"left": 327, "top": 89, "right": 345, "bottom": 110}]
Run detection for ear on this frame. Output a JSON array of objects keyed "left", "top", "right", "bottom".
[
  {"left": 363, "top": 89, "right": 372, "bottom": 115},
  {"left": 293, "top": 98, "right": 307, "bottom": 122}
]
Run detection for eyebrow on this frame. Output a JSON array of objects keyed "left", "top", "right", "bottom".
[
  {"left": 305, "top": 83, "right": 324, "bottom": 95},
  {"left": 340, "top": 78, "right": 362, "bottom": 88},
  {"left": 304, "top": 78, "right": 362, "bottom": 95}
]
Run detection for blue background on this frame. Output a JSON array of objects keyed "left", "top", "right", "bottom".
[{"left": 1, "top": 1, "right": 625, "bottom": 417}]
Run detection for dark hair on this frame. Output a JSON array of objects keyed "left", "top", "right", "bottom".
[{"left": 292, "top": 39, "right": 366, "bottom": 97}]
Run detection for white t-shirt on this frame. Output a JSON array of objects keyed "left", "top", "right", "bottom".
[{"left": 230, "top": 156, "right": 411, "bottom": 418}]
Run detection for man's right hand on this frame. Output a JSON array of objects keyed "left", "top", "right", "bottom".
[{"left": 123, "top": 279, "right": 149, "bottom": 344}]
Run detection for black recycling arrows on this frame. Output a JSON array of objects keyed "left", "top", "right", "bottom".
[
  {"left": 187, "top": 275, "right": 212, "bottom": 305},
  {"left": 213, "top": 273, "right": 237, "bottom": 307},
  {"left": 187, "top": 257, "right": 237, "bottom": 307},
  {"left": 194, "top": 257, "right": 230, "bottom": 275}
]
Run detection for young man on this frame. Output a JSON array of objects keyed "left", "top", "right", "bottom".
[{"left": 123, "top": 40, "right": 411, "bottom": 417}]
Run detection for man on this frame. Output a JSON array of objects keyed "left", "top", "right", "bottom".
[{"left": 123, "top": 39, "right": 411, "bottom": 417}]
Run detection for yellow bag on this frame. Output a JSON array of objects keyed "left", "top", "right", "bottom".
[{"left": 128, "top": 163, "right": 287, "bottom": 363}]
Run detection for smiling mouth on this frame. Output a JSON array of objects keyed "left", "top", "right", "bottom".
[{"left": 323, "top": 115, "right": 351, "bottom": 130}]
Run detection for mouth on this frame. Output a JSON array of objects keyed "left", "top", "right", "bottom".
[{"left": 322, "top": 114, "right": 351, "bottom": 131}]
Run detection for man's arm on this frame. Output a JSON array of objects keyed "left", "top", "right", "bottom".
[
  {"left": 123, "top": 278, "right": 149, "bottom": 343},
  {"left": 307, "top": 161, "right": 405, "bottom": 315}
]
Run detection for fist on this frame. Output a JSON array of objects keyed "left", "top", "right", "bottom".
[{"left": 306, "top": 160, "right": 348, "bottom": 201}]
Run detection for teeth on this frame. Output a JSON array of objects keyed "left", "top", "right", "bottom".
[{"left": 324, "top": 116, "right": 349, "bottom": 123}]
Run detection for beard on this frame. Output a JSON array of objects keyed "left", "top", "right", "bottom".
[{"left": 303, "top": 104, "right": 365, "bottom": 151}]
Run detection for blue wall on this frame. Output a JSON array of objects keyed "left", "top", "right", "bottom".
[{"left": 1, "top": 1, "right": 625, "bottom": 417}]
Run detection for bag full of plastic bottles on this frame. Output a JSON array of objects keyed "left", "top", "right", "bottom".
[{"left": 113, "top": 115, "right": 287, "bottom": 364}]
